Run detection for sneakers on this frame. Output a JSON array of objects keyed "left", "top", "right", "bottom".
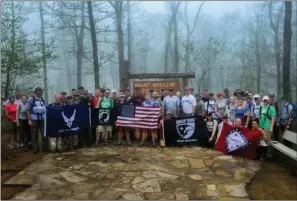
[
  {"left": 7, "top": 144, "right": 14, "bottom": 149},
  {"left": 126, "top": 141, "right": 132, "bottom": 146}
]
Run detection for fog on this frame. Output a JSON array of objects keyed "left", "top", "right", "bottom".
[{"left": 1, "top": 1, "right": 297, "bottom": 101}]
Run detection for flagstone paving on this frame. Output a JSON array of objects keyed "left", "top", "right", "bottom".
[{"left": 5, "top": 146, "right": 260, "bottom": 200}]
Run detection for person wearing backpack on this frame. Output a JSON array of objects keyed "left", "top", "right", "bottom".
[
  {"left": 96, "top": 89, "right": 115, "bottom": 145},
  {"left": 259, "top": 95, "right": 276, "bottom": 157},
  {"left": 26, "top": 87, "right": 46, "bottom": 153}
]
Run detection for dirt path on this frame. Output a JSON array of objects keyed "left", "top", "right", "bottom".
[
  {"left": 1, "top": 132, "right": 297, "bottom": 200},
  {"left": 1, "top": 134, "right": 47, "bottom": 200}
]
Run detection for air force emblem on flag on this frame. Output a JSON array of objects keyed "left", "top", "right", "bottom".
[
  {"left": 226, "top": 128, "right": 248, "bottom": 153},
  {"left": 62, "top": 109, "right": 76, "bottom": 128},
  {"left": 176, "top": 118, "right": 195, "bottom": 139}
]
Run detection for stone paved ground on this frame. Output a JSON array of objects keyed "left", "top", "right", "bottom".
[{"left": 5, "top": 146, "right": 260, "bottom": 200}]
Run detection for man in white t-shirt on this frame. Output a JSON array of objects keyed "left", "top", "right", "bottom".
[{"left": 181, "top": 87, "right": 196, "bottom": 117}]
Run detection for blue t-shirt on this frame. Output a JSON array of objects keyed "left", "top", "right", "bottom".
[
  {"left": 235, "top": 106, "right": 249, "bottom": 120},
  {"left": 141, "top": 100, "right": 159, "bottom": 107}
]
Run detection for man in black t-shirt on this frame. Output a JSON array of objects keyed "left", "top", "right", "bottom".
[{"left": 201, "top": 89, "right": 209, "bottom": 103}]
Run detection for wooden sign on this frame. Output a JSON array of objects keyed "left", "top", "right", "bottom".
[{"left": 133, "top": 81, "right": 180, "bottom": 95}]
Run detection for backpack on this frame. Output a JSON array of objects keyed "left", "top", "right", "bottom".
[
  {"left": 259, "top": 105, "right": 271, "bottom": 120},
  {"left": 30, "top": 96, "right": 46, "bottom": 114},
  {"left": 285, "top": 103, "right": 297, "bottom": 121}
]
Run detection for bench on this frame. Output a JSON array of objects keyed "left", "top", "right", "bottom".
[{"left": 271, "top": 130, "right": 297, "bottom": 161}]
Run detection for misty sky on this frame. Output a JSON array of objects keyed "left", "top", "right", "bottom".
[{"left": 142, "top": 1, "right": 252, "bottom": 17}]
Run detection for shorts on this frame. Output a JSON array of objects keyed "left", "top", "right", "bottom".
[
  {"left": 8, "top": 121, "right": 17, "bottom": 133},
  {"left": 96, "top": 125, "right": 112, "bottom": 133}
]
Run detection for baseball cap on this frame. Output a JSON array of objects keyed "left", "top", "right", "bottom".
[
  {"left": 111, "top": 89, "right": 117, "bottom": 93},
  {"left": 105, "top": 89, "right": 110, "bottom": 93},
  {"left": 184, "top": 86, "right": 191, "bottom": 90},
  {"left": 217, "top": 92, "right": 223, "bottom": 96},
  {"left": 119, "top": 94, "right": 125, "bottom": 98},
  {"left": 253, "top": 94, "right": 260, "bottom": 99},
  {"left": 262, "top": 96, "right": 269, "bottom": 101},
  {"left": 224, "top": 88, "right": 229, "bottom": 92}
]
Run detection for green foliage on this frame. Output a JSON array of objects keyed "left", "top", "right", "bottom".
[{"left": 1, "top": 2, "right": 42, "bottom": 98}]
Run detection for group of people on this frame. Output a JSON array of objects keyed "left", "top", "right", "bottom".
[{"left": 2, "top": 86, "right": 296, "bottom": 160}]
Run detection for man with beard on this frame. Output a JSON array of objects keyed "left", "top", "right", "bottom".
[
  {"left": 27, "top": 87, "right": 46, "bottom": 153},
  {"left": 160, "top": 88, "right": 167, "bottom": 102}
]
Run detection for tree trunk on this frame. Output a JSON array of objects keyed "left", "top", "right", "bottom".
[
  {"left": 5, "top": 2, "right": 15, "bottom": 98},
  {"left": 255, "top": 15, "right": 261, "bottom": 93},
  {"left": 282, "top": 1, "right": 292, "bottom": 101},
  {"left": 76, "top": 2, "right": 85, "bottom": 88},
  {"left": 164, "top": 16, "right": 173, "bottom": 73},
  {"left": 113, "top": 2, "right": 126, "bottom": 90},
  {"left": 269, "top": 2, "right": 283, "bottom": 99},
  {"left": 172, "top": 2, "right": 179, "bottom": 73},
  {"left": 127, "top": 1, "right": 132, "bottom": 73},
  {"left": 295, "top": 1, "right": 297, "bottom": 102},
  {"left": 87, "top": 1, "right": 100, "bottom": 88},
  {"left": 39, "top": 2, "right": 48, "bottom": 102},
  {"left": 184, "top": 2, "right": 204, "bottom": 72}
]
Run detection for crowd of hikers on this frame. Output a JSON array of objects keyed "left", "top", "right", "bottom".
[{"left": 2, "top": 86, "right": 296, "bottom": 160}]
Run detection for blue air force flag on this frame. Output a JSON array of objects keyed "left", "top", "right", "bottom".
[{"left": 45, "top": 104, "right": 90, "bottom": 137}]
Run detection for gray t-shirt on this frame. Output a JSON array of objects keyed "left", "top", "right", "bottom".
[
  {"left": 18, "top": 103, "right": 28, "bottom": 120},
  {"left": 163, "top": 95, "right": 180, "bottom": 117}
]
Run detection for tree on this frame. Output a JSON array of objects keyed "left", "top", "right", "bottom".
[
  {"left": 268, "top": 2, "right": 284, "bottom": 99},
  {"left": 163, "top": 15, "right": 173, "bottom": 73},
  {"left": 109, "top": 1, "right": 126, "bottom": 89},
  {"left": 282, "top": 1, "right": 292, "bottom": 101},
  {"left": 196, "top": 37, "right": 224, "bottom": 92},
  {"left": 39, "top": 2, "right": 49, "bottom": 102},
  {"left": 182, "top": 2, "right": 204, "bottom": 72},
  {"left": 170, "top": 1, "right": 181, "bottom": 72},
  {"left": 87, "top": 1, "right": 100, "bottom": 87},
  {"left": 1, "top": 2, "right": 41, "bottom": 98}
]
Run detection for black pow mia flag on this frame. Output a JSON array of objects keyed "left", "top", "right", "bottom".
[
  {"left": 91, "top": 108, "right": 116, "bottom": 126},
  {"left": 98, "top": 108, "right": 112, "bottom": 125},
  {"left": 164, "top": 115, "right": 209, "bottom": 146}
]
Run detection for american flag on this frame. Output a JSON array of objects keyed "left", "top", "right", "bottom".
[{"left": 116, "top": 104, "right": 160, "bottom": 129}]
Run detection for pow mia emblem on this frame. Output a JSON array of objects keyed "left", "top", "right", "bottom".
[
  {"left": 226, "top": 128, "right": 248, "bottom": 153},
  {"left": 176, "top": 120, "right": 195, "bottom": 139},
  {"left": 99, "top": 109, "right": 110, "bottom": 124}
]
